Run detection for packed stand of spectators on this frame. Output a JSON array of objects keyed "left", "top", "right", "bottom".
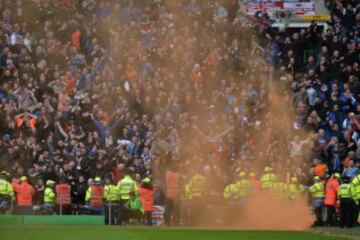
[
  {"left": 268, "top": 0, "right": 360, "bottom": 180},
  {"left": 0, "top": 0, "right": 359, "bottom": 210}
]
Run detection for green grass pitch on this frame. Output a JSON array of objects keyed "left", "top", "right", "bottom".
[{"left": 0, "top": 225, "right": 357, "bottom": 240}]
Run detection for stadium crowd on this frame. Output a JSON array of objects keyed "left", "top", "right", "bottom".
[{"left": 0, "top": 0, "right": 359, "bottom": 227}]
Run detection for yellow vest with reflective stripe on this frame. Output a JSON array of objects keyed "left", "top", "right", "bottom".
[
  {"left": 310, "top": 182, "right": 325, "bottom": 198},
  {"left": 237, "top": 180, "right": 251, "bottom": 197},
  {"left": 224, "top": 183, "right": 239, "bottom": 200},
  {"left": 44, "top": 187, "right": 56, "bottom": 203},
  {"left": 0, "top": 179, "right": 14, "bottom": 197},
  {"left": 117, "top": 175, "right": 137, "bottom": 200},
  {"left": 351, "top": 175, "right": 360, "bottom": 200},
  {"left": 185, "top": 174, "right": 207, "bottom": 199},
  {"left": 260, "top": 173, "right": 277, "bottom": 189},
  {"left": 338, "top": 184, "right": 352, "bottom": 199},
  {"left": 104, "top": 184, "right": 119, "bottom": 201}
]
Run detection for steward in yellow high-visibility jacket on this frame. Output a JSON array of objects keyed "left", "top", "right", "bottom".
[
  {"left": 0, "top": 171, "right": 14, "bottom": 213},
  {"left": 117, "top": 173, "right": 137, "bottom": 225},
  {"left": 104, "top": 178, "right": 119, "bottom": 225},
  {"left": 184, "top": 174, "right": 207, "bottom": 200},
  {"left": 287, "top": 177, "right": 305, "bottom": 200},
  {"left": 309, "top": 176, "right": 325, "bottom": 226},
  {"left": 260, "top": 167, "right": 277, "bottom": 189},
  {"left": 236, "top": 172, "right": 251, "bottom": 198},
  {"left": 43, "top": 180, "right": 56, "bottom": 214}
]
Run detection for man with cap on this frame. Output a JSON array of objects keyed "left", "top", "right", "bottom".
[
  {"left": 117, "top": 170, "right": 137, "bottom": 225},
  {"left": 85, "top": 177, "right": 104, "bottom": 215},
  {"left": 12, "top": 176, "right": 35, "bottom": 215},
  {"left": 0, "top": 171, "right": 14, "bottom": 214},
  {"left": 260, "top": 167, "right": 277, "bottom": 190},
  {"left": 138, "top": 177, "right": 156, "bottom": 225},
  {"left": 309, "top": 176, "right": 325, "bottom": 226},
  {"left": 325, "top": 173, "right": 341, "bottom": 226},
  {"left": 43, "top": 180, "right": 56, "bottom": 214},
  {"left": 103, "top": 177, "right": 119, "bottom": 225},
  {"left": 338, "top": 177, "right": 355, "bottom": 228}
]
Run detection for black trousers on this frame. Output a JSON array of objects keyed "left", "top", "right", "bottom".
[
  {"left": 164, "top": 198, "right": 180, "bottom": 225},
  {"left": 13, "top": 206, "right": 33, "bottom": 215},
  {"left": 339, "top": 198, "right": 354, "bottom": 228},
  {"left": 104, "top": 201, "right": 118, "bottom": 225},
  {"left": 314, "top": 206, "right": 324, "bottom": 226},
  {"left": 55, "top": 204, "right": 72, "bottom": 215},
  {"left": 144, "top": 211, "right": 152, "bottom": 225},
  {"left": 117, "top": 199, "right": 128, "bottom": 225},
  {"left": 326, "top": 205, "right": 337, "bottom": 226},
  {"left": 352, "top": 201, "right": 359, "bottom": 226},
  {"left": 126, "top": 209, "right": 143, "bottom": 224}
]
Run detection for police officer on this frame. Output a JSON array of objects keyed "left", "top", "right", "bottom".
[
  {"left": 117, "top": 170, "right": 137, "bottom": 225},
  {"left": 309, "top": 176, "right": 325, "bottom": 226},
  {"left": 44, "top": 180, "right": 56, "bottom": 214},
  {"left": 338, "top": 177, "right": 355, "bottom": 228},
  {"left": 0, "top": 171, "right": 14, "bottom": 214},
  {"left": 104, "top": 178, "right": 119, "bottom": 225},
  {"left": 260, "top": 167, "right": 277, "bottom": 190}
]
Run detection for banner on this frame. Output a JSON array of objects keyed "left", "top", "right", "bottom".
[{"left": 246, "top": 1, "right": 315, "bottom": 17}]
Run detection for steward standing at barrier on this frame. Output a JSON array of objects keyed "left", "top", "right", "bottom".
[
  {"left": 338, "top": 177, "right": 356, "bottom": 228},
  {"left": 12, "top": 176, "right": 35, "bottom": 215},
  {"left": 287, "top": 177, "right": 305, "bottom": 200},
  {"left": 138, "top": 177, "right": 156, "bottom": 225},
  {"left": 104, "top": 177, "right": 119, "bottom": 225},
  {"left": 325, "top": 173, "right": 340, "bottom": 226},
  {"left": 85, "top": 177, "right": 104, "bottom": 215},
  {"left": 164, "top": 165, "right": 182, "bottom": 225},
  {"left": 0, "top": 171, "right": 14, "bottom": 214},
  {"left": 309, "top": 176, "right": 325, "bottom": 227},
  {"left": 260, "top": 167, "right": 277, "bottom": 190},
  {"left": 44, "top": 180, "right": 56, "bottom": 214},
  {"left": 117, "top": 170, "right": 138, "bottom": 225},
  {"left": 56, "top": 179, "right": 72, "bottom": 215},
  {"left": 184, "top": 171, "right": 207, "bottom": 225}
]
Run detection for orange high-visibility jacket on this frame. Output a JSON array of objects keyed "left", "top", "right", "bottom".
[
  {"left": 139, "top": 187, "right": 156, "bottom": 212},
  {"left": 91, "top": 185, "right": 104, "bottom": 207},
  {"left": 324, "top": 178, "right": 339, "bottom": 206},
  {"left": 12, "top": 181, "right": 35, "bottom": 206},
  {"left": 165, "top": 171, "right": 181, "bottom": 199},
  {"left": 56, "top": 183, "right": 71, "bottom": 205}
]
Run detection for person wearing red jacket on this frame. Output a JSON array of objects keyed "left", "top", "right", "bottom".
[
  {"left": 12, "top": 176, "right": 35, "bottom": 215},
  {"left": 325, "top": 173, "right": 341, "bottom": 226},
  {"left": 138, "top": 177, "right": 156, "bottom": 225}
]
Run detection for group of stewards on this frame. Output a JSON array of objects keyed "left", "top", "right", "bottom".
[
  {"left": 309, "top": 173, "right": 360, "bottom": 228},
  {"left": 0, "top": 170, "right": 156, "bottom": 225}
]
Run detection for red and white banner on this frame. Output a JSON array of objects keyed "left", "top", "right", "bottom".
[{"left": 245, "top": 1, "right": 315, "bottom": 17}]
